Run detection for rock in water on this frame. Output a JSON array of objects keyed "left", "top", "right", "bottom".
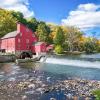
[
  {"left": 22, "top": 95, "right": 27, "bottom": 100},
  {"left": 47, "top": 77, "right": 51, "bottom": 82},
  {"left": 50, "top": 98, "right": 56, "bottom": 100},
  {"left": 28, "top": 84, "right": 35, "bottom": 89}
]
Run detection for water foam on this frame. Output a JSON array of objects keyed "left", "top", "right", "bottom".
[{"left": 45, "top": 57, "right": 100, "bottom": 69}]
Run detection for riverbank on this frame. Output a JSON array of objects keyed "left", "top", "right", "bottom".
[
  {"left": 0, "top": 52, "right": 99, "bottom": 63},
  {"left": 0, "top": 54, "right": 45, "bottom": 63}
]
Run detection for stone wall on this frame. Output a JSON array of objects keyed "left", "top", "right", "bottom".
[{"left": 0, "top": 55, "right": 16, "bottom": 63}]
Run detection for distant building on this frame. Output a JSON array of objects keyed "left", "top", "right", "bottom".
[{"left": 0, "top": 22, "right": 49, "bottom": 57}]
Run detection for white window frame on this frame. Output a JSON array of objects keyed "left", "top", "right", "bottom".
[
  {"left": 26, "top": 39, "right": 29, "bottom": 43},
  {"left": 18, "top": 38, "right": 20, "bottom": 43}
]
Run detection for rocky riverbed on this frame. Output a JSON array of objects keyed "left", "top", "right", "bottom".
[
  {"left": 0, "top": 63, "right": 100, "bottom": 100},
  {"left": 0, "top": 77, "right": 99, "bottom": 100}
]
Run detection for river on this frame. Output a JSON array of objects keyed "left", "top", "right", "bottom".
[{"left": 0, "top": 53, "right": 100, "bottom": 100}]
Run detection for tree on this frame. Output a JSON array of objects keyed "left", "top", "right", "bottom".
[
  {"left": 27, "top": 18, "right": 39, "bottom": 32},
  {"left": 11, "top": 11, "right": 27, "bottom": 25},
  {"left": 63, "top": 26, "right": 83, "bottom": 51},
  {"left": 36, "top": 22, "right": 50, "bottom": 43},
  {"left": 55, "top": 45, "right": 64, "bottom": 54},
  {"left": 53, "top": 27, "right": 65, "bottom": 46},
  {"left": 96, "top": 40, "right": 100, "bottom": 52},
  {"left": 47, "top": 23, "right": 58, "bottom": 41},
  {"left": 84, "top": 38, "right": 98, "bottom": 53},
  {"left": 0, "top": 9, "right": 17, "bottom": 37}
]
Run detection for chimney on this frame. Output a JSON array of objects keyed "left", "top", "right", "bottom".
[{"left": 17, "top": 22, "right": 21, "bottom": 33}]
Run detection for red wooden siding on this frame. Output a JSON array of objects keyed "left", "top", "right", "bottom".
[
  {"left": 0, "top": 38, "right": 15, "bottom": 53},
  {"left": 15, "top": 23, "right": 37, "bottom": 51},
  {"left": 0, "top": 22, "right": 48, "bottom": 54},
  {"left": 32, "top": 42, "right": 47, "bottom": 53}
]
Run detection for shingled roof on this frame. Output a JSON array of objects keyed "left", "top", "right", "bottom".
[{"left": 1, "top": 31, "right": 19, "bottom": 39}]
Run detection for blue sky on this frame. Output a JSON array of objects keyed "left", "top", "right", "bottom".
[
  {"left": 0, "top": 0, "right": 100, "bottom": 38},
  {"left": 29, "top": 0, "right": 99, "bottom": 24}
]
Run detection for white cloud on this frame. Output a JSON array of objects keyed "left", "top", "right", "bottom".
[
  {"left": 78, "top": 3, "right": 100, "bottom": 11},
  {"left": 0, "top": 0, "right": 34, "bottom": 18},
  {"left": 62, "top": 3, "right": 100, "bottom": 31}
]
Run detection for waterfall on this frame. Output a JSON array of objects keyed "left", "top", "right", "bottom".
[
  {"left": 39, "top": 56, "right": 47, "bottom": 62},
  {"left": 45, "top": 57, "right": 100, "bottom": 69}
]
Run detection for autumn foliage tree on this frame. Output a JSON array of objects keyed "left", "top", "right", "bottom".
[
  {"left": 0, "top": 9, "right": 17, "bottom": 37},
  {"left": 63, "top": 26, "right": 83, "bottom": 51}
]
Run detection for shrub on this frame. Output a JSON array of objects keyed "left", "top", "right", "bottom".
[
  {"left": 84, "top": 41, "right": 96, "bottom": 53},
  {"left": 97, "top": 45, "right": 100, "bottom": 52},
  {"left": 55, "top": 45, "right": 63, "bottom": 54},
  {"left": 92, "top": 90, "right": 100, "bottom": 100}
]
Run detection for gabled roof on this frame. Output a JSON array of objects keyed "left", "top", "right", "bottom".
[{"left": 1, "top": 31, "right": 19, "bottom": 39}]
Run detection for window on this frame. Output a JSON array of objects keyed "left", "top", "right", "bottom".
[
  {"left": 17, "top": 44, "right": 20, "bottom": 49},
  {"left": 26, "top": 39, "right": 29, "bottom": 43},
  {"left": 33, "top": 34, "right": 35, "bottom": 37},
  {"left": 26, "top": 28, "right": 29, "bottom": 32},
  {"left": 20, "top": 33, "right": 22, "bottom": 36},
  {"left": 18, "top": 38, "right": 20, "bottom": 43},
  {"left": 27, "top": 45, "right": 30, "bottom": 49},
  {"left": 19, "top": 33, "right": 22, "bottom": 37}
]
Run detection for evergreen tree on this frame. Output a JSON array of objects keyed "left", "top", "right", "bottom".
[{"left": 53, "top": 27, "right": 65, "bottom": 46}]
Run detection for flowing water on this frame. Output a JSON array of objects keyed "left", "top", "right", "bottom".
[
  {"left": 40, "top": 53, "right": 100, "bottom": 80},
  {"left": 0, "top": 53, "right": 100, "bottom": 100}
]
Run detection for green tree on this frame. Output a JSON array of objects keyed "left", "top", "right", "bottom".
[
  {"left": 36, "top": 21, "right": 50, "bottom": 43},
  {"left": 84, "top": 38, "right": 97, "bottom": 53},
  {"left": 12, "top": 11, "right": 40, "bottom": 32},
  {"left": 27, "top": 18, "right": 39, "bottom": 32},
  {"left": 55, "top": 45, "right": 64, "bottom": 54},
  {"left": 11, "top": 11, "right": 27, "bottom": 25},
  {"left": 53, "top": 27, "right": 65, "bottom": 46}
]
